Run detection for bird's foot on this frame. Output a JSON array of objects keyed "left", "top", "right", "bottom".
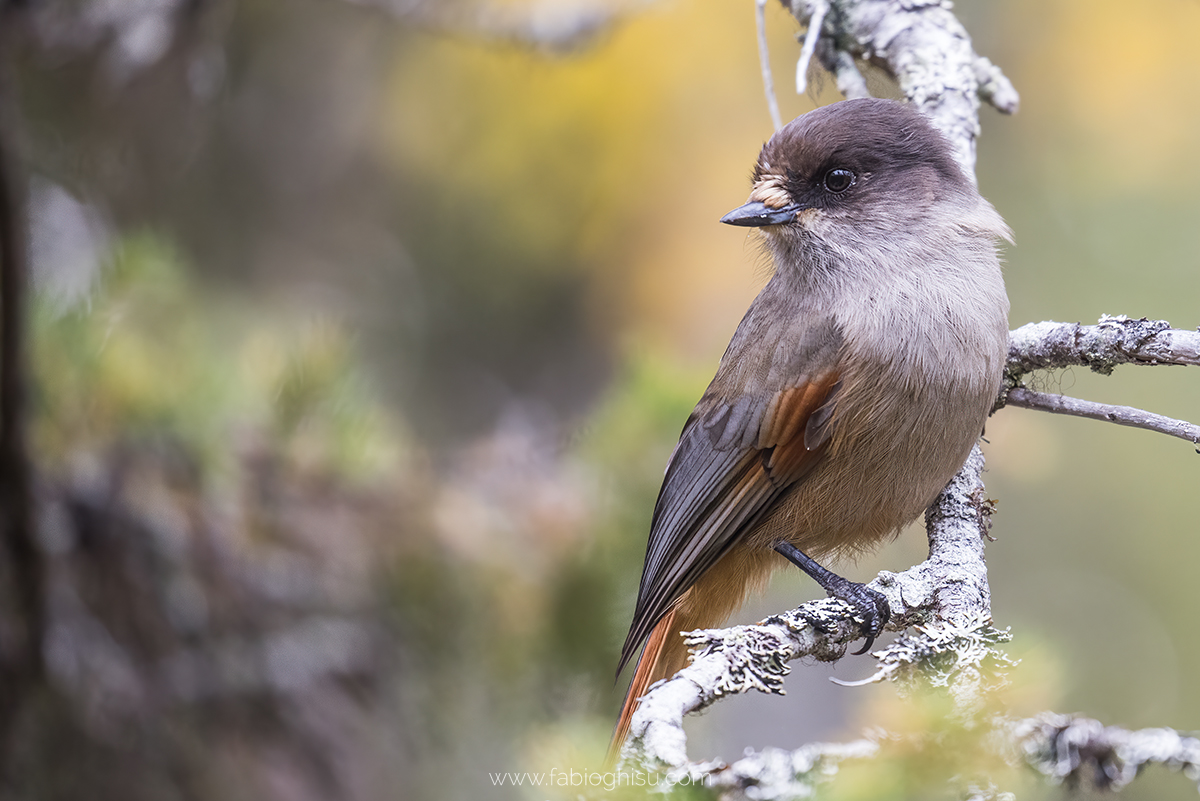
[
  {"left": 820, "top": 574, "right": 889, "bottom": 655},
  {"left": 773, "top": 541, "right": 890, "bottom": 655}
]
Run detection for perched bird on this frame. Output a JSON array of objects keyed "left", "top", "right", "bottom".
[{"left": 611, "top": 98, "right": 1010, "bottom": 759}]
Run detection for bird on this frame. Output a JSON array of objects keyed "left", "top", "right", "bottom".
[{"left": 610, "top": 97, "right": 1011, "bottom": 761}]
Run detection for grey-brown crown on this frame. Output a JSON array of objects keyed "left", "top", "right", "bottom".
[{"left": 746, "top": 98, "right": 971, "bottom": 218}]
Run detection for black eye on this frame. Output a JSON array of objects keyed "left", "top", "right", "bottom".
[{"left": 823, "top": 168, "right": 855, "bottom": 193}]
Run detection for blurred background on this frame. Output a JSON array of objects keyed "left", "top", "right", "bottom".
[{"left": 2, "top": 0, "right": 1199, "bottom": 798}]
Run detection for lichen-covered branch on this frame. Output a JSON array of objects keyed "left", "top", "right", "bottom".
[
  {"left": 1012, "top": 713, "right": 1200, "bottom": 792},
  {"left": 666, "top": 712, "right": 1200, "bottom": 799},
  {"left": 704, "top": 738, "right": 880, "bottom": 799},
  {"left": 1001, "top": 315, "right": 1200, "bottom": 445},
  {"left": 781, "top": 0, "right": 1019, "bottom": 178},
  {"left": 620, "top": 448, "right": 1012, "bottom": 777},
  {"left": 1005, "top": 315, "right": 1200, "bottom": 386}
]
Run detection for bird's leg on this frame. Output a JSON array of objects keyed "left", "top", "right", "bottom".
[{"left": 773, "top": 541, "right": 889, "bottom": 655}]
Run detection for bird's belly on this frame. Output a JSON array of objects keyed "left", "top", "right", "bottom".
[{"left": 746, "top": 371, "right": 993, "bottom": 559}]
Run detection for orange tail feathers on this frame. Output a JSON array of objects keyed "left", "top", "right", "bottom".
[
  {"left": 607, "top": 605, "right": 687, "bottom": 768},
  {"left": 606, "top": 546, "right": 776, "bottom": 767}
]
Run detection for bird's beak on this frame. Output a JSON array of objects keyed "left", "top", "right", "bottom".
[{"left": 719, "top": 200, "right": 800, "bottom": 227}]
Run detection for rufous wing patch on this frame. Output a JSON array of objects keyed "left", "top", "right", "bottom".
[
  {"left": 617, "top": 367, "right": 840, "bottom": 690},
  {"left": 757, "top": 372, "right": 840, "bottom": 486}
]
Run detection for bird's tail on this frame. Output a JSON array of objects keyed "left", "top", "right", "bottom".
[
  {"left": 606, "top": 547, "right": 774, "bottom": 768},
  {"left": 606, "top": 604, "right": 689, "bottom": 768}
]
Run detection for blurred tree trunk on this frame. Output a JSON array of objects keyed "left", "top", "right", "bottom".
[{"left": 0, "top": 2, "right": 46, "bottom": 782}]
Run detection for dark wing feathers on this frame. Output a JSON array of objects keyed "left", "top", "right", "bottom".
[{"left": 617, "top": 356, "right": 842, "bottom": 674}]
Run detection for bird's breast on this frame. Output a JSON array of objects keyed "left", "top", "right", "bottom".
[{"left": 752, "top": 262, "right": 1008, "bottom": 556}]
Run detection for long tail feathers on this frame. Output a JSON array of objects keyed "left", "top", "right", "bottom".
[
  {"left": 607, "top": 546, "right": 773, "bottom": 768},
  {"left": 606, "top": 606, "right": 684, "bottom": 768}
]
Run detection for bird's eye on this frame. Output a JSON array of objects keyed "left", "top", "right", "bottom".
[{"left": 823, "top": 169, "right": 855, "bottom": 193}]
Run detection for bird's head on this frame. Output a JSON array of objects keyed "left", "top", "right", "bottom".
[{"left": 721, "top": 98, "right": 981, "bottom": 253}]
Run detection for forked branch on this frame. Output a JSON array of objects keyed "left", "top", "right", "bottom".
[{"left": 1001, "top": 315, "right": 1200, "bottom": 447}]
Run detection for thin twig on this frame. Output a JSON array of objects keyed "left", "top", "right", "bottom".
[
  {"left": 1006, "top": 388, "right": 1200, "bottom": 449},
  {"left": 794, "top": 0, "right": 828, "bottom": 96},
  {"left": 756, "top": 0, "right": 783, "bottom": 131}
]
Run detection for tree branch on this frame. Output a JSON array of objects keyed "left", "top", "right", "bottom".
[
  {"left": 755, "top": 0, "right": 784, "bottom": 131},
  {"left": 0, "top": 5, "right": 46, "bottom": 776},
  {"left": 1013, "top": 713, "right": 1200, "bottom": 792},
  {"left": 1006, "top": 387, "right": 1200, "bottom": 448},
  {"left": 780, "top": 0, "right": 1018, "bottom": 178},
  {"left": 620, "top": 448, "right": 1013, "bottom": 775},
  {"left": 1000, "top": 316, "right": 1200, "bottom": 446},
  {"left": 1005, "top": 316, "right": 1200, "bottom": 384},
  {"left": 358, "top": 0, "right": 637, "bottom": 52},
  {"left": 705, "top": 738, "right": 880, "bottom": 798}
]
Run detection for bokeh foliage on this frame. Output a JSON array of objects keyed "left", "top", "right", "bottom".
[{"left": 10, "top": 0, "right": 1200, "bottom": 798}]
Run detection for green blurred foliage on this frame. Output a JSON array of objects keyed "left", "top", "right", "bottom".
[
  {"left": 15, "top": 0, "right": 1200, "bottom": 798},
  {"left": 31, "top": 230, "right": 404, "bottom": 481}
]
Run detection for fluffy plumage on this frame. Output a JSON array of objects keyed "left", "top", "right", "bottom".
[{"left": 611, "top": 98, "right": 1010, "bottom": 763}]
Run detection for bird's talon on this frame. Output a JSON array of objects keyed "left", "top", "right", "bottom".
[
  {"left": 841, "top": 585, "right": 889, "bottom": 655},
  {"left": 851, "top": 636, "right": 875, "bottom": 656}
]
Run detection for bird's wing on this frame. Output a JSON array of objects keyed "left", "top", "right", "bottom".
[{"left": 617, "top": 316, "right": 843, "bottom": 674}]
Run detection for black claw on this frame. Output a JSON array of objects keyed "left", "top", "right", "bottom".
[
  {"left": 838, "top": 577, "right": 889, "bottom": 655},
  {"left": 774, "top": 541, "right": 891, "bottom": 655}
]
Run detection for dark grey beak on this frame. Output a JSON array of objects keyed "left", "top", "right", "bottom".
[{"left": 720, "top": 200, "right": 799, "bottom": 227}]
